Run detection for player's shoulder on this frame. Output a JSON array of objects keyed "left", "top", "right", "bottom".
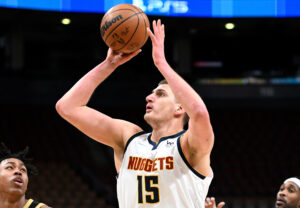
[
  {"left": 116, "top": 119, "right": 143, "bottom": 135},
  {"left": 114, "top": 119, "right": 143, "bottom": 142},
  {"left": 126, "top": 131, "right": 149, "bottom": 144}
]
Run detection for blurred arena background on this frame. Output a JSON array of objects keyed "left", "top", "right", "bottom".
[{"left": 1, "top": 0, "right": 300, "bottom": 207}]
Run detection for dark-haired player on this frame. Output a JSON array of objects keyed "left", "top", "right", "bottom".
[
  {"left": 0, "top": 143, "right": 51, "bottom": 208},
  {"left": 276, "top": 177, "right": 300, "bottom": 208}
]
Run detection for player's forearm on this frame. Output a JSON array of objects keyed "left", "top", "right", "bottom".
[
  {"left": 156, "top": 60, "right": 209, "bottom": 119},
  {"left": 56, "top": 60, "right": 116, "bottom": 113}
]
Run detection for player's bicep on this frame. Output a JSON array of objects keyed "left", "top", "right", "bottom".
[
  {"left": 59, "top": 106, "right": 141, "bottom": 148},
  {"left": 181, "top": 114, "right": 213, "bottom": 176}
]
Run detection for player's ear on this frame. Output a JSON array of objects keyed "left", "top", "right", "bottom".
[{"left": 174, "top": 104, "right": 184, "bottom": 117}]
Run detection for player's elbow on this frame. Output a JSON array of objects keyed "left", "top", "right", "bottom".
[{"left": 55, "top": 99, "right": 71, "bottom": 118}]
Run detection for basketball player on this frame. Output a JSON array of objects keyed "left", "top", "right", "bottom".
[
  {"left": 206, "top": 177, "right": 300, "bottom": 208},
  {"left": 276, "top": 177, "right": 300, "bottom": 208},
  {"left": 0, "top": 143, "right": 51, "bottom": 208},
  {"left": 56, "top": 19, "right": 214, "bottom": 207}
]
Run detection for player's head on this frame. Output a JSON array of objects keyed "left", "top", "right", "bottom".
[
  {"left": 0, "top": 143, "right": 37, "bottom": 197},
  {"left": 275, "top": 177, "right": 300, "bottom": 208},
  {"left": 144, "top": 80, "right": 189, "bottom": 127}
]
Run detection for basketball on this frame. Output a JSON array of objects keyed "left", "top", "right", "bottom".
[{"left": 100, "top": 4, "right": 150, "bottom": 54}]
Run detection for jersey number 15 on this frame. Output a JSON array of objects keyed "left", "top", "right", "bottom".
[{"left": 137, "top": 175, "right": 160, "bottom": 204}]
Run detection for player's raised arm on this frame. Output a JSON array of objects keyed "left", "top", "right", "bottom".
[
  {"left": 55, "top": 48, "right": 142, "bottom": 150},
  {"left": 147, "top": 20, "right": 214, "bottom": 176}
]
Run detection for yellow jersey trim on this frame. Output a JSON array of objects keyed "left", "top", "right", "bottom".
[
  {"left": 23, "top": 199, "right": 46, "bottom": 208},
  {"left": 36, "top": 203, "right": 46, "bottom": 208},
  {"left": 23, "top": 199, "right": 34, "bottom": 208}
]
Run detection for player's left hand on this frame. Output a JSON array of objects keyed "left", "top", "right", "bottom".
[{"left": 147, "top": 19, "right": 166, "bottom": 67}]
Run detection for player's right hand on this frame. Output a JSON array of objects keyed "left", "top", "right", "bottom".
[
  {"left": 105, "top": 48, "right": 141, "bottom": 67},
  {"left": 205, "top": 197, "right": 225, "bottom": 208}
]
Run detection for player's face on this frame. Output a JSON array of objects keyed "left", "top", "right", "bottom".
[
  {"left": 275, "top": 182, "right": 300, "bottom": 208},
  {"left": 144, "top": 84, "right": 179, "bottom": 125},
  {"left": 0, "top": 158, "right": 28, "bottom": 195}
]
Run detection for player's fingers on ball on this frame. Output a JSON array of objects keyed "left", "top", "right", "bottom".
[
  {"left": 147, "top": 27, "right": 154, "bottom": 39},
  {"left": 135, "top": 49, "right": 142, "bottom": 55},
  {"left": 146, "top": 27, "right": 152, "bottom": 34},
  {"left": 129, "top": 49, "right": 141, "bottom": 56}
]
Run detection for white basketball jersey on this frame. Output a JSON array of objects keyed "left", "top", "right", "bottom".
[{"left": 117, "top": 130, "right": 213, "bottom": 208}]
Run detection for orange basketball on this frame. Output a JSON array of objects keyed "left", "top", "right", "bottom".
[{"left": 100, "top": 4, "right": 150, "bottom": 54}]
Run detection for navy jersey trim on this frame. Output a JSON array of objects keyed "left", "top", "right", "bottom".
[
  {"left": 177, "top": 137, "right": 206, "bottom": 180},
  {"left": 123, "top": 131, "right": 145, "bottom": 155},
  {"left": 148, "top": 130, "right": 186, "bottom": 150}
]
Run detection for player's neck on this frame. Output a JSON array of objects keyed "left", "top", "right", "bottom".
[
  {"left": 0, "top": 194, "right": 26, "bottom": 208},
  {"left": 151, "top": 126, "right": 184, "bottom": 143}
]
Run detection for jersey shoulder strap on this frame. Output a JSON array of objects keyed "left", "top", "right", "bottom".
[{"left": 24, "top": 199, "right": 46, "bottom": 208}]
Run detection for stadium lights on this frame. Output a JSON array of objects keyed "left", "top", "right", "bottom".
[
  {"left": 225, "top": 23, "right": 235, "bottom": 30},
  {"left": 61, "top": 18, "right": 71, "bottom": 25}
]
